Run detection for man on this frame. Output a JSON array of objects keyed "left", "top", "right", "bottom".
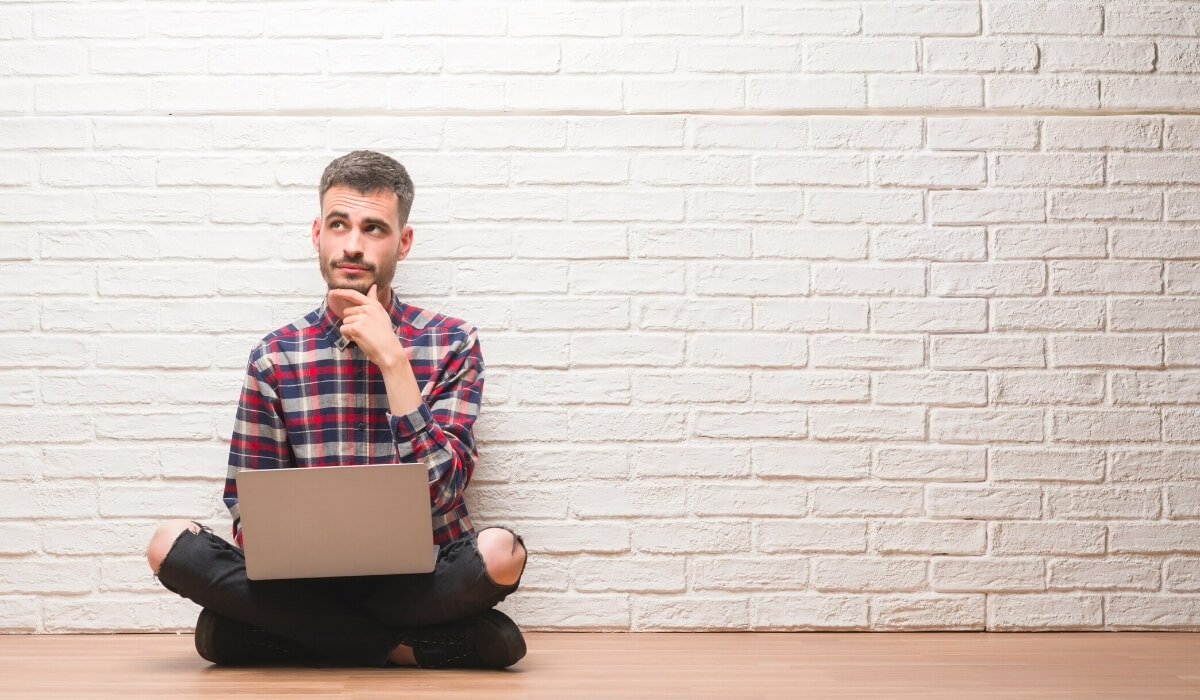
[{"left": 145, "top": 150, "right": 527, "bottom": 670}]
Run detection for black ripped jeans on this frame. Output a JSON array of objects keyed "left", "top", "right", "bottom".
[{"left": 155, "top": 525, "right": 524, "bottom": 667}]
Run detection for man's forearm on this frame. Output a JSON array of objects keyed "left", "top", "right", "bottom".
[{"left": 378, "top": 354, "right": 424, "bottom": 416}]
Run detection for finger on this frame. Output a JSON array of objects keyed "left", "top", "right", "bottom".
[
  {"left": 368, "top": 283, "right": 378, "bottom": 301},
  {"left": 328, "top": 288, "right": 371, "bottom": 306}
]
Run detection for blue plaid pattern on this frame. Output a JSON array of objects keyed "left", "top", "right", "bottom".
[{"left": 223, "top": 292, "right": 484, "bottom": 547}]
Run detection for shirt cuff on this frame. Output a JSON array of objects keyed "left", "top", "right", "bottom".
[{"left": 388, "top": 401, "right": 435, "bottom": 441}]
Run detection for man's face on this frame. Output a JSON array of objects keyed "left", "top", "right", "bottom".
[{"left": 312, "top": 185, "right": 413, "bottom": 297}]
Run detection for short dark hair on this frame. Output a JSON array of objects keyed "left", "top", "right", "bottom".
[{"left": 319, "top": 150, "right": 415, "bottom": 225}]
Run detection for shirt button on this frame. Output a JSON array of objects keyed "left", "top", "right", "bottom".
[{"left": 355, "top": 422, "right": 366, "bottom": 431}]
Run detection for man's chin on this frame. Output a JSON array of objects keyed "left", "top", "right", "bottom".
[{"left": 327, "top": 280, "right": 373, "bottom": 296}]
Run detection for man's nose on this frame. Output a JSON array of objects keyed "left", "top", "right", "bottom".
[{"left": 343, "top": 228, "right": 364, "bottom": 255}]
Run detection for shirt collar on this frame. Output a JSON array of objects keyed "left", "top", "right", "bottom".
[{"left": 316, "top": 289, "right": 407, "bottom": 351}]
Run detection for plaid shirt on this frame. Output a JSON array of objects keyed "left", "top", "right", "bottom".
[{"left": 223, "top": 292, "right": 484, "bottom": 547}]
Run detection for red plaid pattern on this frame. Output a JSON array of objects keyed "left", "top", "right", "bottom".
[{"left": 223, "top": 293, "right": 484, "bottom": 547}]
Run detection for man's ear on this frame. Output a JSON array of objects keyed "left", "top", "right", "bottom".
[
  {"left": 311, "top": 217, "right": 321, "bottom": 252},
  {"left": 397, "top": 225, "right": 414, "bottom": 261}
]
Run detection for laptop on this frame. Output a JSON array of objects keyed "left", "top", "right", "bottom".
[{"left": 235, "top": 463, "right": 436, "bottom": 580}]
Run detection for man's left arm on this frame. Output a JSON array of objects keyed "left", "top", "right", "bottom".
[{"left": 336, "top": 285, "right": 484, "bottom": 516}]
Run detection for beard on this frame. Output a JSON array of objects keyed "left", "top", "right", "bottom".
[{"left": 321, "top": 254, "right": 377, "bottom": 296}]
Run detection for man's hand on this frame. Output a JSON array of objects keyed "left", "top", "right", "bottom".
[{"left": 330, "top": 284, "right": 408, "bottom": 370}]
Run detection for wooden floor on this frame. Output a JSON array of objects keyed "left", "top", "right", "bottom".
[{"left": 0, "top": 632, "right": 1197, "bottom": 699}]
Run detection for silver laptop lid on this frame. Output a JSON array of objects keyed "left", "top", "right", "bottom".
[{"left": 236, "top": 463, "right": 435, "bottom": 580}]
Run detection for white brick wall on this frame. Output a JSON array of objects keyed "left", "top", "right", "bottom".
[{"left": 2, "top": 0, "right": 1200, "bottom": 633}]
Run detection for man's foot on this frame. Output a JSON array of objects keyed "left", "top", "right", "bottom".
[
  {"left": 194, "top": 608, "right": 311, "bottom": 666},
  {"left": 398, "top": 609, "right": 526, "bottom": 669}
]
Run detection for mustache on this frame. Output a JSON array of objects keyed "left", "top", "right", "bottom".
[{"left": 330, "top": 256, "right": 376, "bottom": 272}]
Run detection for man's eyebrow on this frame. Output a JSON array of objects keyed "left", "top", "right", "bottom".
[{"left": 324, "top": 210, "right": 392, "bottom": 230}]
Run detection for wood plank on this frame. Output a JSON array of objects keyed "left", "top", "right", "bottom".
[{"left": 0, "top": 632, "right": 1197, "bottom": 699}]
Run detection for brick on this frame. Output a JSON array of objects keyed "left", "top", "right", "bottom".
[
  {"left": 568, "top": 117, "right": 685, "bottom": 149},
  {"left": 812, "top": 263, "right": 924, "bottom": 295},
  {"left": 0, "top": 559, "right": 95, "bottom": 594},
  {"left": 636, "top": 298, "right": 750, "bottom": 331},
  {"left": 572, "top": 189, "right": 685, "bottom": 223},
  {"left": 690, "top": 117, "right": 808, "bottom": 150},
  {"left": 1114, "top": 372, "right": 1200, "bottom": 405},
  {"left": 1168, "top": 335, "right": 1200, "bottom": 368},
  {"left": 512, "top": 155, "right": 626, "bottom": 186},
  {"left": 1167, "top": 484, "right": 1200, "bottom": 518},
  {"left": 864, "top": 2, "right": 980, "bottom": 36},
  {"left": 756, "top": 521, "right": 867, "bottom": 554},
  {"left": 988, "top": 595, "right": 1102, "bottom": 630},
  {"left": 931, "top": 336, "right": 1046, "bottom": 370},
  {"left": 693, "top": 483, "right": 808, "bottom": 517},
  {"left": 0, "top": 597, "right": 39, "bottom": 632},
  {"left": 573, "top": 483, "right": 689, "bottom": 518},
  {"left": 692, "top": 410, "right": 806, "bottom": 439},
  {"left": 746, "top": 5, "right": 859, "bottom": 36},
  {"left": 1103, "top": 77, "right": 1200, "bottom": 110},
  {"left": 1110, "top": 449, "right": 1200, "bottom": 482},
  {"left": 0, "top": 44, "right": 86, "bottom": 76},
  {"left": 690, "top": 333, "right": 807, "bottom": 368},
  {"left": 1044, "top": 117, "right": 1162, "bottom": 150},
  {"left": 1043, "top": 40, "right": 1155, "bottom": 72},
  {"left": 755, "top": 299, "right": 867, "bottom": 332},
  {"left": 875, "top": 447, "right": 986, "bottom": 481},
  {"left": 469, "top": 485, "right": 570, "bottom": 519},
  {"left": 631, "top": 227, "right": 751, "bottom": 259},
  {"left": 1112, "top": 299, "right": 1200, "bottom": 331},
  {"left": 992, "top": 300, "right": 1106, "bottom": 332},
  {"left": 807, "top": 191, "right": 923, "bottom": 225},
  {"left": 42, "top": 522, "right": 148, "bottom": 556},
  {"left": 754, "top": 154, "right": 867, "bottom": 187},
  {"left": 515, "top": 227, "right": 626, "bottom": 260},
  {"left": 632, "top": 597, "right": 748, "bottom": 631},
  {"left": 926, "top": 485, "right": 1042, "bottom": 519},
  {"left": 0, "top": 262, "right": 94, "bottom": 296},
  {"left": 691, "top": 190, "right": 803, "bottom": 224},
  {"left": 485, "top": 333, "right": 569, "bottom": 369},
  {"left": 1166, "top": 558, "right": 1200, "bottom": 591},
  {"left": 1168, "top": 262, "right": 1200, "bottom": 294},
  {"left": 873, "top": 371, "right": 987, "bottom": 406},
  {"left": 499, "top": 593, "right": 629, "bottom": 630},
  {"left": 506, "top": 77, "right": 623, "bottom": 111},
  {"left": 809, "top": 117, "right": 924, "bottom": 150},
  {"left": 1052, "top": 409, "right": 1160, "bottom": 443},
  {"left": 990, "top": 371, "right": 1105, "bottom": 405},
  {"left": 754, "top": 227, "right": 868, "bottom": 259},
  {"left": 928, "top": 117, "right": 1040, "bottom": 150},
  {"left": 1113, "top": 229, "right": 1200, "bottom": 259},
  {"left": 933, "top": 261, "right": 1045, "bottom": 296},
  {"left": 810, "top": 407, "right": 925, "bottom": 441},
  {"left": 752, "top": 594, "right": 868, "bottom": 630},
  {"left": 1048, "top": 487, "right": 1162, "bottom": 520},
  {"left": 1106, "top": 595, "right": 1200, "bottom": 628},
  {"left": 511, "top": 370, "right": 629, "bottom": 406},
  {"left": 1048, "top": 557, "right": 1160, "bottom": 591},
  {"left": 0, "top": 373, "right": 34, "bottom": 407},
  {"left": 1166, "top": 409, "right": 1200, "bottom": 443},
  {"left": 870, "top": 76, "right": 983, "bottom": 109},
  {"left": 872, "top": 520, "right": 985, "bottom": 555},
  {"left": 0, "top": 522, "right": 38, "bottom": 555},
  {"left": 992, "top": 154, "right": 1103, "bottom": 187},
  {"left": 811, "top": 486, "right": 923, "bottom": 518},
  {"left": 0, "top": 192, "right": 93, "bottom": 223},
  {"left": 0, "top": 412, "right": 92, "bottom": 444},
  {"left": 812, "top": 558, "right": 927, "bottom": 592},
  {"left": 575, "top": 556, "right": 687, "bottom": 593},
  {"left": 932, "top": 558, "right": 1045, "bottom": 592},
  {"left": 628, "top": 77, "right": 745, "bottom": 111},
  {"left": 96, "top": 411, "right": 214, "bottom": 441},
  {"left": 871, "top": 595, "right": 984, "bottom": 630},
  {"left": 873, "top": 154, "right": 985, "bottom": 188},
  {"left": 635, "top": 370, "right": 750, "bottom": 404},
  {"left": 1051, "top": 261, "right": 1162, "bottom": 294},
  {"left": 986, "top": 76, "right": 1100, "bottom": 110},
  {"left": 748, "top": 76, "right": 865, "bottom": 110},
  {"left": 1166, "top": 190, "right": 1200, "bottom": 222},
  {"left": 752, "top": 371, "right": 870, "bottom": 405},
  {"left": 990, "top": 226, "right": 1105, "bottom": 260},
  {"left": 633, "top": 445, "right": 752, "bottom": 479},
  {"left": 811, "top": 335, "right": 924, "bottom": 370},
  {"left": 693, "top": 557, "right": 808, "bottom": 591},
  {"left": 1106, "top": 3, "right": 1200, "bottom": 37},
  {"left": 685, "top": 45, "right": 798, "bottom": 72},
  {"left": 804, "top": 39, "right": 917, "bottom": 72},
  {"left": 570, "top": 262, "right": 684, "bottom": 294},
  {"left": 566, "top": 409, "right": 685, "bottom": 442},
  {"left": 931, "top": 190, "right": 1045, "bottom": 225},
  {"left": 516, "top": 522, "right": 630, "bottom": 555},
  {"left": 571, "top": 333, "right": 683, "bottom": 368},
  {"left": 754, "top": 443, "right": 871, "bottom": 480},
  {"left": 35, "top": 6, "right": 147, "bottom": 38},
  {"left": 873, "top": 227, "right": 985, "bottom": 262},
  {"left": 992, "top": 448, "right": 1105, "bottom": 482},
  {"left": 986, "top": 2, "right": 1102, "bottom": 34},
  {"left": 1050, "top": 335, "right": 1163, "bottom": 369},
  {"left": 562, "top": 41, "right": 677, "bottom": 74},
  {"left": 634, "top": 521, "right": 749, "bottom": 555},
  {"left": 991, "top": 522, "right": 1106, "bottom": 555},
  {"left": 925, "top": 39, "right": 1038, "bottom": 72}
]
